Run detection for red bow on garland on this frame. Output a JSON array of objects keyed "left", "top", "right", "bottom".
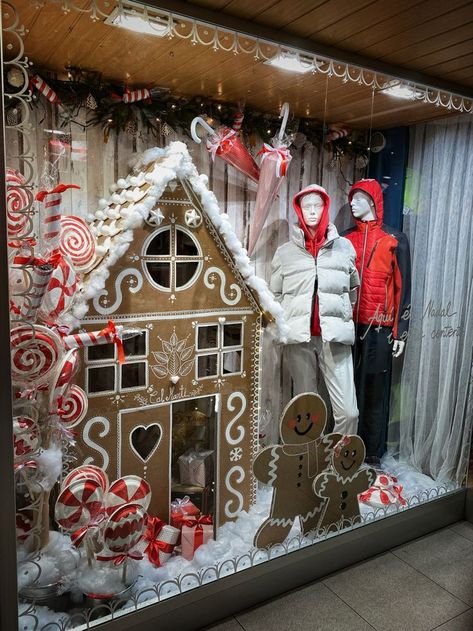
[
  {"left": 98, "top": 320, "right": 125, "bottom": 364},
  {"left": 143, "top": 516, "right": 175, "bottom": 567}
]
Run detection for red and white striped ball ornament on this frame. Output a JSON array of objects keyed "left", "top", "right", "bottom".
[
  {"left": 62, "top": 465, "right": 109, "bottom": 493},
  {"left": 59, "top": 384, "right": 88, "bottom": 428},
  {"left": 103, "top": 503, "right": 146, "bottom": 554},
  {"left": 59, "top": 215, "right": 96, "bottom": 271},
  {"left": 55, "top": 478, "right": 104, "bottom": 531},
  {"left": 105, "top": 475, "right": 152, "bottom": 515},
  {"left": 10, "top": 324, "right": 62, "bottom": 385},
  {"left": 40, "top": 255, "right": 78, "bottom": 320},
  {"left": 6, "top": 168, "right": 31, "bottom": 239}
]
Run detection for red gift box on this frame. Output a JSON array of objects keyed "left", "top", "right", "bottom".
[
  {"left": 170, "top": 496, "right": 200, "bottom": 543},
  {"left": 181, "top": 515, "right": 213, "bottom": 561}
]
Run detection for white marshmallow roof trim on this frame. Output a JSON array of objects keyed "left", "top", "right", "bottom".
[{"left": 72, "top": 141, "right": 288, "bottom": 341}]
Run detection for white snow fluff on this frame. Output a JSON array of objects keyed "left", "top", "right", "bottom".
[
  {"left": 71, "top": 141, "right": 287, "bottom": 339},
  {"left": 35, "top": 443, "right": 63, "bottom": 492}
]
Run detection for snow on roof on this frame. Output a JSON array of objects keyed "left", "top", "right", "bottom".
[{"left": 71, "top": 141, "right": 288, "bottom": 341}]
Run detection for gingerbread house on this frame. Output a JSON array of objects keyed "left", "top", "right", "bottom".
[{"left": 70, "top": 141, "right": 286, "bottom": 529}]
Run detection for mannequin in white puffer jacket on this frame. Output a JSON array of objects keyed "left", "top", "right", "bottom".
[{"left": 270, "top": 184, "right": 359, "bottom": 434}]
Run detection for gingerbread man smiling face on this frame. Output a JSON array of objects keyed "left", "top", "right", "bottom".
[
  {"left": 332, "top": 435, "right": 365, "bottom": 478},
  {"left": 280, "top": 393, "right": 327, "bottom": 446}
]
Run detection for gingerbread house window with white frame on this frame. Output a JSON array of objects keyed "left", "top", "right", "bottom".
[{"left": 71, "top": 142, "right": 286, "bottom": 528}]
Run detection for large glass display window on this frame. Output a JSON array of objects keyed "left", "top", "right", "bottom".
[{"left": 2, "top": 1, "right": 473, "bottom": 629}]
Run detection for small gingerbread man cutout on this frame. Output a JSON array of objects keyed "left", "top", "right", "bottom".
[
  {"left": 253, "top": 393, "right": 341, "bottom": 548},
  {"left": 313, "top": 435, "right": 376, "bottom": 536}
]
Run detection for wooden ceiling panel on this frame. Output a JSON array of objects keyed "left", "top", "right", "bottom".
[
  {"left": 6, "top": 0, "right": 468, "bottom": 129},
  {"left": 409, "top": 39, "right": 473, "bottom": 72}
]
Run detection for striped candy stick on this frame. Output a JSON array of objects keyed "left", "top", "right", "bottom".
[
  {"left": 233, "top": 110, "right": 244, "bottom": 132},
  {"left": 36, "top": 184, "right": 80, "bottom": 254},
  {"left": 19, "top": 262, "right": 54, "bottom": 321},
  {"left": 30, "top": 74, "right": 61, "bottom": 105},
  {"left": 62, "top": 321, "right": 141, "bottom": 364},
  {"left": 122, "top": 88, "right": 151, "bottom": 104}
]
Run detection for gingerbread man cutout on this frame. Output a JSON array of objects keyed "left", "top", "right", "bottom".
[
  {"left": 313, "top": 435, "right": 376, "bottom": 536},
  {"left": 253, "top": 393, "right": 341, "bottom": 548}
]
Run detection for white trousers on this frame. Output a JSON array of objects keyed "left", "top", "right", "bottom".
[{"left": 284, "top": 337, "right": 359, "bottom": 435}]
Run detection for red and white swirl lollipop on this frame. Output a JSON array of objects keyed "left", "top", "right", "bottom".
[
  {"left": 55, "top": 478, "right": 104, "bottom": 531},
  {"left": 59, "top": 385, "right": 88, "bottom": 428},
  {"left": 103, "top": 503, "right": 146, "bottom": 554},
  {"left": 62, "top": 465, "right": 109, "bottom": 493},
  {"left": 105, "top": 476, "right": 151, "bottom": 516},
  {"left": 6, "top": 168, "right": 32, "bottom": 239},
  {"left": 49, "top": 349, "right": 79, "bottom": 413},
  {"left": 10, "top": 325, "right": 62, "bottom": 385},
  {"left": 59, "top": 216, "right": 96, "bottom": 271},
  {"left": 13, "top": 415, "right": 40, "bottom": 458},
  {"left": 40, "top": 255, "right": 78, "bottom": 320}
]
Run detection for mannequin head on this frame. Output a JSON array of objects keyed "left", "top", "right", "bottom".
[
  {"left": 350, "top": 190, "right": 376, "bottom": 222},
  {"left": 300, "top": 192, "right": 325, "bottom": 233}
]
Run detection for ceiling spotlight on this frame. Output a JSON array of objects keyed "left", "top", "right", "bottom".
[
  {"left": 105, "top": 7, "right": 170, "bottom": 37},
  {"left": 380, "top": 80, "right": 420, "bottom": 100},
  {"left": 264, "top": 50, "right": 313, "bottom": 74}
]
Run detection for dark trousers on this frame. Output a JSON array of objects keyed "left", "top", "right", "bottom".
[{"left": 354, "top": 324, "right": 393, "bottom": 459}]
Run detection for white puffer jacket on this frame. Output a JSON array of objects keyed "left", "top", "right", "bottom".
[{"left": 270, "top": 223, "right": 359, "bottom": 345}]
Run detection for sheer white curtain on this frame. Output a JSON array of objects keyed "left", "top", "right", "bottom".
[{"left": 392, "top": 115, "right": 473, "bottom": 484}]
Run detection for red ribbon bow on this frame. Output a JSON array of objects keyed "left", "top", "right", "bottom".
[
  {"left": 98, "top": 320, "right": 125, "bottom": 364},
  {"left": 207, "top": 128, "right": 237, "bottom": 161},
  {"left": 35, "top": 183, "right": 80, "bottom": 202},
  {"left": 71, "top": 512, "right": 106, "bottom": 548},
  {"left": 143, "top": 516, "right": 176, "bottom": 567},
  {"left": 97, "top": 550, "right": 143, "bottom": 566},
  {"left": 257, "top": 143, "right": 291, "bottom": 177},
  {"left": 182, "top": 515, "right": 213, "bottom": 553},
  {"left": 14, "top": 459, "right": 38, "bottom": 473}
]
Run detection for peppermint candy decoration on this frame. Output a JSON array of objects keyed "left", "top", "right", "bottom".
[
  {"left": 49, "top": 349, "right": 79, "bottom": 412},
  {"left": 13, "top": 415, "right": 40, "bottom": 458},
  {"left": 16, "top": 508, "right": 35, "bottom": 542},
  {"left": 103, "top": 503, "right": 146, "bottom": 554},
  {"left": 63, "top": 465, "right": 109, "bottom": 493},
  {"left": 359, "top": 473, "right": 407, "bottom": 508},
  {"left": 105, "top": 476, "right": 151, "bottom": 515},
  {"left": 40, "top": 255, "right": 78, "bottom": 320},
  {"left": 10, "top": 325, "right": 62, "bottom": 385},
  {"left": 59, "top": 216, "right": 96, "bottom": 271},
  {"left": 6, "top": 168, "right": 31, "bottom": 239},
  {"left": 59, "top": 385, "right": 88, "bottom": 428},
  {"left": 55, "top": 478, "right": 104, "bottom": 531}
]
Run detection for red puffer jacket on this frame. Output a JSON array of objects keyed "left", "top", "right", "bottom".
[{"left": 343, "top": 179, "right": 411, "bottom": 340}]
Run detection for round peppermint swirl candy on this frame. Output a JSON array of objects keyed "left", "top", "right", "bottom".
[
  {"left": 10, "top": 325, "right": 62, "bottom": 385},
  {"left": 6, "top": 168, "right": 32, "bottom": 238},
  {"left": 59, "top": 215, "right": 96, "bottom": 271},
  {"left": 60, "top": 384, "right": 88, "bottom": 428}
]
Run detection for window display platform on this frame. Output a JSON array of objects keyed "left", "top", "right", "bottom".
[{"left": 25, "top": 488, "right": 463, "bottom": 631}]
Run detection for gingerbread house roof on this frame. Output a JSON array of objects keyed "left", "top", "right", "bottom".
[{"left": 71, "top": 141, "right": 288, "bottom": 340}]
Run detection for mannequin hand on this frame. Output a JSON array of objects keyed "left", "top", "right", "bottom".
[{"left": 392, "top": 340, "right": 405, "bottom": 358}]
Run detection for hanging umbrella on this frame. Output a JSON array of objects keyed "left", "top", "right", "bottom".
[
  {"left": 248, "top": 103, "right": 292, "bottom": 256},
  {"left": 190, "top": 116, "right": 260, "bottom": 184}
]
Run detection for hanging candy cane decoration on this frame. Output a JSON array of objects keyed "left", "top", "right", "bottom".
[
  {"left": 49, "top": 349, "right": 79, "bottom": 413},
  {"left": 232, "top": 110, "right": 244, "bottom": 133},
  {"left": 36, "top": 184, "right": 80, "bottom": 254},
  {"left": 6, "top": 168, "right": 32, "bottom": 239},
  {"left": 40, "top": 255, "right": 78, "bottom": 321},
  {"left": 30, "top": 74, "right": 61, "bottom": 105},
  {"left": 122, "top": 88, "right": 151, "bottom": 104}
]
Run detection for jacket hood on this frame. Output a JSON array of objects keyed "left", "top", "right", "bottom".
[
  {"left": 348, "top": 179, "right": 384, "bottom": 227},
  {"left": 292, "top": 184, "right": 330, "bottom": 248}
]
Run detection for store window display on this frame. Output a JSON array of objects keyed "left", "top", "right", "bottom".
[
  {"left": 343, "top": 179, "right": 411, "bottom": 463},
  {"left": 270, "top": 184, "right": 360, "bottom": 435}
]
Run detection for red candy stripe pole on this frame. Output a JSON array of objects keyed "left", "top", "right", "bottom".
[{"left": 36, "top": 184, "right": 80, "bottom": 254}]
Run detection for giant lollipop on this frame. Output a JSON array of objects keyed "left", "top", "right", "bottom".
[
  {"left": 248, "top": 103, "right": 293, "bottom": 256},
  {"left": 191, "top": 117, "right": 260, "bottom": 184}
]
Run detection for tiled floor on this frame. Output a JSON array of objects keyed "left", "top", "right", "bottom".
[{"left": 203, "top": 521, "right": 473, "bottom": 631}]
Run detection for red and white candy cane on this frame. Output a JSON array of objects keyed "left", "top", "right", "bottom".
[
  {"left": 36, "top": 184, "right": 80, "bottom": 254},
  {"left": 63, "top": 465, "right": 109, "bottom": 493},
  {"left": 62, "top": 321, "right": 140, "bottom": 364},
  {"left": 19, "top": 263, "right": 54, "bottom": 321},
  {"left": 40, "top": 255, "right": 78, "bottom": 321},
  {"left": 6, "top": 168, "right": 32, "bottom": 239},
  {"left": 122, "top": 88, "right": 151, "bottom": 104},
  {"left": 13, "top": 415, "right": 40, "bottom": 458},
  {"left": 30, "top": 74, "right": 61, "bottom": 105},
  {"left": 105, "top": 476, "right": 151, "bottom": 515},
  {"left": 232, "top": 110, "right": 244, "bottom": 133},
  {"left": 55, "top": 478, "right": 104, "bottom": 531},
  {"left": 59, "top": 215, "right": 96, "bottom": 271},
  {"left": 10, "top": 324, "right": 62, "bottom": 385},
  {"left": 49, "top": 349, "right": 79, "bottom": 414},
  {"left": 59, "top": 385, "right": 88, "bottom": 428}
]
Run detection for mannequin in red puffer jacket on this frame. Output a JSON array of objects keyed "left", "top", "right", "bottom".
[{"left": 343, "top": 179, "right": 411, "bottom": 462}]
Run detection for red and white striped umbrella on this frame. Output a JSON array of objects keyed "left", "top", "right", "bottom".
[{"left": 105, "top": 476, "right": 151, "bottom": 515}]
